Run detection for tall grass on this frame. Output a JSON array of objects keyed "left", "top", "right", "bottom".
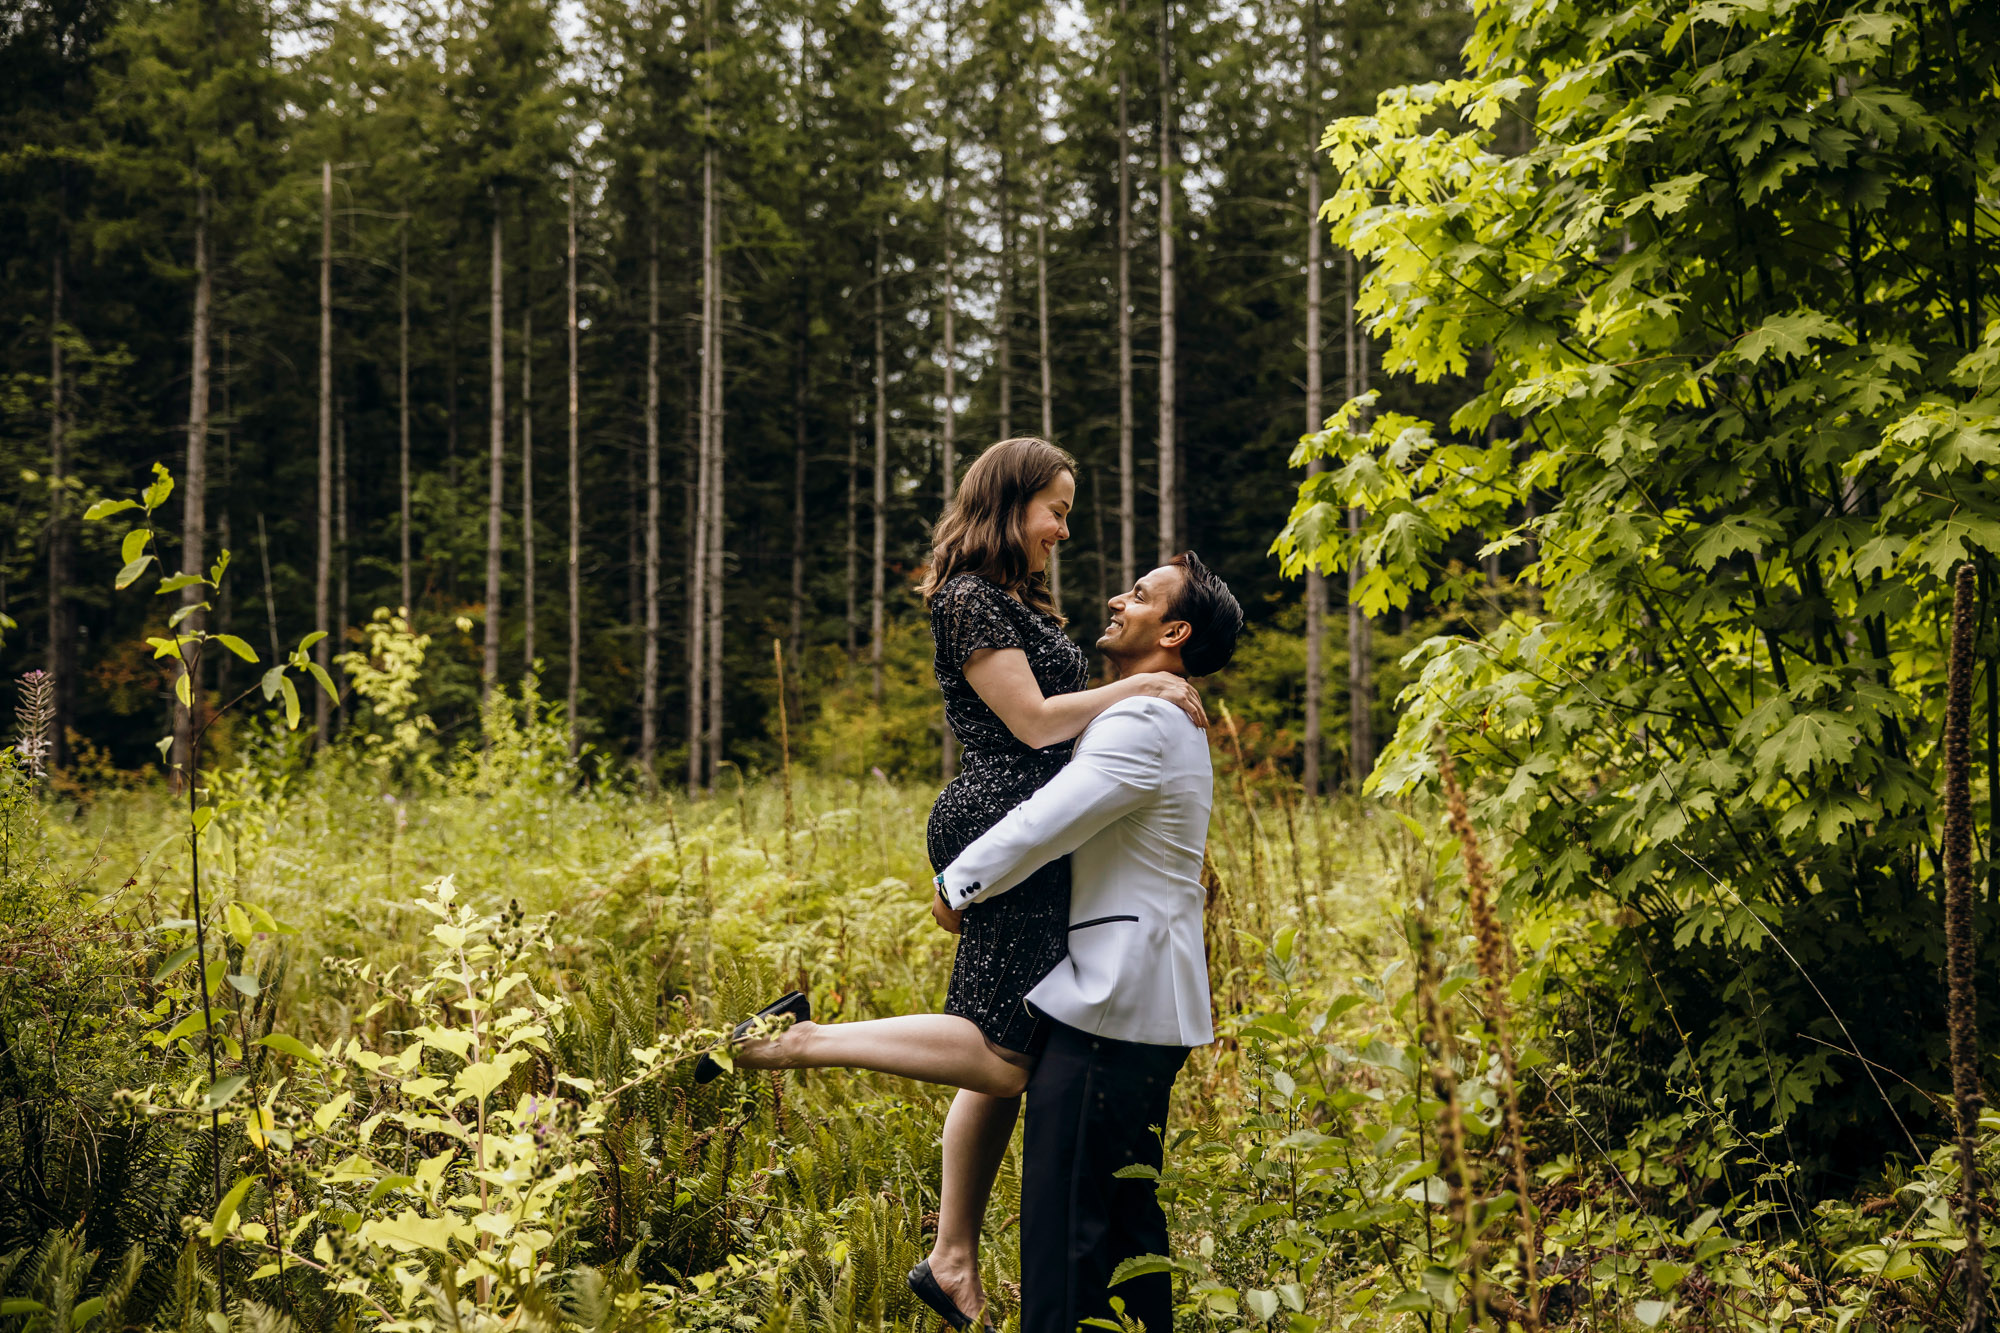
[{"left": 2, "top": 709, "right": 1996, "bottom": 1332}]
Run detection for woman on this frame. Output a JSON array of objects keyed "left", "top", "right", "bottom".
[{"left": 705, "top": 438, "right": 1203, "bottom": 1328}]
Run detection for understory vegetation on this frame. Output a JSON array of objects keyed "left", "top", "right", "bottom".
[{"left": 1, "top": 672, "right": 1995, "bottom": 1333}]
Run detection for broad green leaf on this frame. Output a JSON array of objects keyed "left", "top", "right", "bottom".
[
  {"left": 115, "top": 555, "right": 154, "bottom": 589},
  {"left": 312, "top": 1091, "right": 352, "bottom": 1129},
  {"left": 226, "top": 974, "right": 260, "bottom": 998},
  {"left": 1733, "top": 311, "right": 1850, "bottom": 365},
  {"left": 201, "top": 1075, "right": 249, "bottom": 1111},
  {"left": 156, "top": 572, "right": 204, "bottom": 595},
  {"left": 453, "top": 1049, "right": 530, "bottom": 1105},
  {"left": 213, "top": 634, "right": 258, "bottom": 663},
  {"left": 142, "top": 466, "right": 174, "bottom": 511},
  {"left": 262, "top": 666, "right": 284, "bottom": 701},
  {"left": 152, "top": 944, "right": 198, "bottom": 984},
  {"left": 280, "top": 676, "right": 300, "bottom": 729},
  {"left": 82, "top": 499, "right": 137, "bottom": 521},
  {"left": 1634, "top": 1299, "right": 1670, "bottom": 1328},
  {"left": 360, "top": 1209, "right": 470, "bottom": 1256},
  {"left": 121, "top": 528, "right": 152, "bottom": 564},
  {"left": 208, "top": 1175, "right": 254, "bottom": 1245},
  {"left": 175, "top": 672, "right": 192, "bottom": 707},
  {"left": 162, "top": 1011, "right": 214, "bottom": 1043},
  {"left": 70, "top": 1299, "right": 105, "bottom": 1330},
  {"left": 258, "top": 1034, "right": 320, "bottom": 1065}
]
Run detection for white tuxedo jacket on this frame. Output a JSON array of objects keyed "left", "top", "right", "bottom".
[{"left": 939, "top": 696, "right": 1214, "bottom": 1047}]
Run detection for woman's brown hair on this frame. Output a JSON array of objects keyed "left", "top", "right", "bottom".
[{"left": 918, "top": 437, "right": 1077, "bottom": 622}]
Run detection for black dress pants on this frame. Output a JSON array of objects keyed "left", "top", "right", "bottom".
[{"left": 1022, "top": 1020, "right": 1190, "bottom": 1333}]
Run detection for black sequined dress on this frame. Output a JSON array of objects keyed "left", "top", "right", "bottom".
[{"left": 927, "top": 573, "right": 1090, "bottom": 1053}]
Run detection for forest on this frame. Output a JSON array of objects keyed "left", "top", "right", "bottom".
[{"left": 2, "top": 0, "right": 1998, "bottom": 1326}]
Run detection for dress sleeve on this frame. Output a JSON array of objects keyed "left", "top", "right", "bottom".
[{"left": 931, "top": 577, "right": 1025, "bottom": 674}]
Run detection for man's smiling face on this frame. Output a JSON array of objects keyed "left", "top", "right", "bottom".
[{"left": 1096, "top": 564, "right": 1188, "bottom": 662}]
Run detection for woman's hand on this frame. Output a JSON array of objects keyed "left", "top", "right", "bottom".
[{"left": 1132, "top": 672, "right": 1208, "bottom": 730}]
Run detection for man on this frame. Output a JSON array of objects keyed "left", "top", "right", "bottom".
[{"left": 933, "top": 551, "right": 1244, "bottom": 1333}]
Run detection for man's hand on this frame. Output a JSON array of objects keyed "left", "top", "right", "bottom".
[{"left": 931, "top": 891, "right": 964, "bottom": 934}]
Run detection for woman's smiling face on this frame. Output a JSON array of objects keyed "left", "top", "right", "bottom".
[{"left": 1020, "top": 470, "right": 1075, "bottom": 575}]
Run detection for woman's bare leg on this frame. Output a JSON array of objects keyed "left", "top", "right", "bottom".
[
  {"left": 735, "top": 1014, "right": 1030, "bottom": 1099},
  {"left": 927, "top": 1088, "right": 1018, "bottom": 1324},
  {"left": 735, "top": 1015, "right": 1028, "bottom": 1321}
]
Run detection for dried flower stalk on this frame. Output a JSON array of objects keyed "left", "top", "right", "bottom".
[
  {"left": 13, "top": 670, "right": 54, "bottom": 780},
  {"left": 1439, "top": 740, "right": 1542, "bottom": 1331},
  {"left": 1945, "top": 562, "right": 1990, "bottom": 1333},
  {"left": 1412, "top": 859, "right": 1486, "bottom": 1324}
]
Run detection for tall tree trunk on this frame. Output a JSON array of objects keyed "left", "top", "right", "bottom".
[
  {"left": 336, "top": 400, "right": 349, "bottom": 727},
  {"left": 316, "top": 163, "right": 334, "bottom": 742},
  {"left": 399, "top": 225, "right": 413, "bottom": 613},
  {"left": 216, "top": 336, "right": 232, "bottom": 704},
  {"left": 1155, "top": 0, "right": 1177, "bottom": 563},
  {"left": 1302, "top": 0, "right": 1325, "bottom": 798},
  {"left": 996, "top": 131, "right": 1012, "bottom": 443},
  {"left": 522, "top": 286, "right": 536, "bottom": 674},
  {"left": 791, "top": 273, "right": 808, "bottom": 718},
  {"left": 846, "top": 373, "right": 860, "bottom": 663},
  {"left": 567, "top": 175, "right": 582, "bottom": 758},
  {"left": 177, "top": 183, "right": 212, "bottom": 778},
  {"left": 940, "top": 118, "right": 958, "bottom": 782},
  {"left": 688, "top": 175, "right": 711, "bottom": 794},
  {"left": 47, "top": 243, "right": 72, "bottom": 771},
  {"left": 1116, "top": 0, "right": 1135, "bottom": 591},
  {"left": 642, "top": 211, "right": 664, "bottom": 791},
  {"left": 484, "top": 204, "right": 505, "bottom": 697},
  {"left": 871, "top": 225, "right": 888, "bottom": 707},
  {"left": 627, "top": 442, "right": 640, "bottom": 635},
  {"left": 1035, "top": 46, "right": 1058, "bottom": 616},
  {"left": 1345, "top": 251, "right": 1373, "bottom": 787},
  {"left": 447, "top": 253, "right": 461, "bottom": 500},
  {"left": 704, "top": 146, "right": 725, "bottom": 792}
]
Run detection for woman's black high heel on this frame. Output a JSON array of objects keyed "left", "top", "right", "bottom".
[
  {"left": 693, "top": 990, "right": 811, "bottom": 1084},
  {"left": 907, "top": 1259, "right": 994, "bottom": 1332}
]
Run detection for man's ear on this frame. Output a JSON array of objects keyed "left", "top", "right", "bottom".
[{"left": 1160, "top": 620, "right": 1192, "bottom": 650}]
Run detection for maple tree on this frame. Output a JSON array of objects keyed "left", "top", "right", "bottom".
[{"left": 1278, "top": 0, "right": 2000, "bottom": 1161}]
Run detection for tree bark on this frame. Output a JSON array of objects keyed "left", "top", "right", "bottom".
[
  {"left": 399, "top": 224, "right": 413, "bottom": 613},
  {"left": 940, "top": 51, "right": 958, "bottom": 784},
  {"left": 846, "top": 374, "right": 860, "bottom": 664},
  {"left": 484, "top": 204, "right": 505, "bottom": 697},
  {"left": 317, "top": 163, "right": 334, "bottom": 741},
  {"left": 1116, "top": 0, "right": 1135, "bottom": 592},
  {"left": 1035, "top": 42, "right": 1057, "bottom": 617},
  {"left": 336, "top": 400, "right": 349, "bottom": 726},
  {"left": 791, "top": 268, "right": 809, "bottom": 719},
  {"left": 1302, "top": 0, "right": 1325, "bottom": 798},
  {"left": 522, "top": 283, "right": 536, "bottom": 674},
  {"left": 177, "top": 182, "right": 212, "bottom": 778},
  {"left": 642, "top": 210, "right": 664, "bottom": 791},
  {"left": 1155, "top": 0, "right": 1177, "bottom": 563},
  {"left": 996, "top": 126, "right": 1012, "bottom": 444},
  {"left": 567, "top": 175, "right": 582, "bottom": 757},
  {"left": 1345, "top": 250, "right": 1373, "bottom": 787},
  {"left": 871, "top": 225, "right": 888, "bottom": 707},
  {"left": 47, "top": 243, "right": 72, "bottom": 770},
  {"left": 704, "top": 149, "right": 725, "bottom": 793},
  {"left": 685, "top": 208, "right": 707, "bottom": 795}
]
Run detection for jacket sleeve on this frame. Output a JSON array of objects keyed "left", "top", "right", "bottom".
[{"left": 938, "top": 704, "right": 1165, "bottom": 910}]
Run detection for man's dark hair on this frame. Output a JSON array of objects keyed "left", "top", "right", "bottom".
[{"left": 1165, "top": 551, "right": 1245, "bottom": 677}]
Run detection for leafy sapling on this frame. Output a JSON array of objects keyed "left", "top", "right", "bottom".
[{"left": 84, "top": 462, "right": 329, "bottom": 1310}]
